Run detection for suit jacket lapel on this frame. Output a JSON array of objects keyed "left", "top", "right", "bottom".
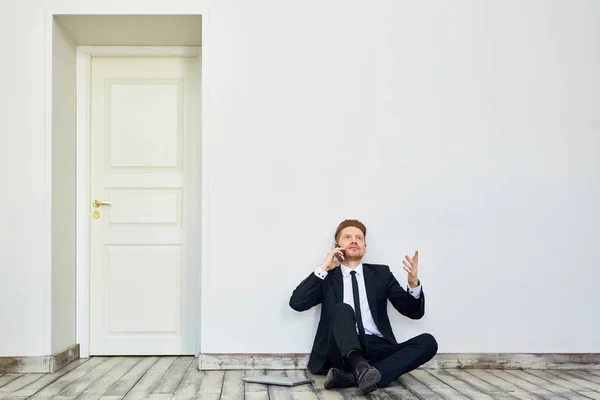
[
  {"left": 333, "top": 268, "right": 343, "bottom": 304},
  {"left": 363, "top": 264, "right": 378, "bottom": 322}
]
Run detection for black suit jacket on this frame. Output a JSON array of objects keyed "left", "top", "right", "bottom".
[{"left": 289, "top": 263, "right": 425, "bottom": 374}]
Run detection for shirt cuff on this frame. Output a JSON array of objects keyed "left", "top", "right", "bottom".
[
  {"left": 407, "top": 283, "right": 422, "bottom": 299},
  {"left": 314, "top": 267, "right": 327, "bottom": 280}
]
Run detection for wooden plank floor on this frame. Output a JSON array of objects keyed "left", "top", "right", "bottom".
[{"left": 0, "top": 357, "right": 599, "bottom": 399}]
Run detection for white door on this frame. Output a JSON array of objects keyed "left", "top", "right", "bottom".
[{"left": 89, "top": 55, "right": 200, "bottom": 355}]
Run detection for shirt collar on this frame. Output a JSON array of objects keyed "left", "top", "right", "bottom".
[{"left": 341, "top": 263, "right": 363, "bottom": 278}]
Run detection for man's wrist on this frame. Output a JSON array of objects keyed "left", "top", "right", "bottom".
[
  {"left": 408, "top": 279, "right": 419, "bottom": 288},
  {"left": 314, "top": 266, "right": 328, "bottom": 280}
]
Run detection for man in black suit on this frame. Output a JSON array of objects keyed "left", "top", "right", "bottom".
[{"left": 289, "top": 219, "right": 437, "bottom": 394}]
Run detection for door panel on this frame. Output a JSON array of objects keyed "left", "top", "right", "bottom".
[{"left": 89, "top": 56, "right": 199, "bottom": 355}]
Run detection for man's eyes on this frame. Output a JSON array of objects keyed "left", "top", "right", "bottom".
[{"left": 344, "top": 236, "right": 363, "bottom": 241}]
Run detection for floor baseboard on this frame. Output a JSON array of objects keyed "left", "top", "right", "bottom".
[
  {"left": 0, "top": 344, "right": 80, "bottom": 373},
  {"left": 198, "top": 352, "right": 600, "bottom": 371}
]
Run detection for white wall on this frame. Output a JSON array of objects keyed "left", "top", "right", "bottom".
[
  {"left": 51, "top": 20, "right": 77, "bottom": 354},
  {"left": 204, "top": 0, "right": 600, "bottom": 353},
  {"left": 0, "top": 0, "right": 48, "bottom": 357},
  {"left": 0, "top": 0, "right": 598, "bottom": 357}
]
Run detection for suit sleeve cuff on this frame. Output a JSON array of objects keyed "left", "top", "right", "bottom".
[
  {"left": 408, "top": 283, "right": 422, "bottom": 299},
  {"left": 313, "top": 267, "right": 327, "bottom": 280}
]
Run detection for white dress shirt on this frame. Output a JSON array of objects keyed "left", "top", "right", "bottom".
[{"left": 313, "top": 264, "right": 422, "bottom": 337}]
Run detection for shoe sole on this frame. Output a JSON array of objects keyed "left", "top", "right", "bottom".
[
  {"left": 362, "top": 384, "right": 377, "bottom": 394},
  {"left": 324, "top": 368, "right": 336, "bottom": 389},
  {"left": 358, "top": 367, "right": 381, "bottom": 392}
]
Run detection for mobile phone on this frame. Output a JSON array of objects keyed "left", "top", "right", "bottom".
[{"left": 334, "top": 244, "right": 346, "bottom": 262}]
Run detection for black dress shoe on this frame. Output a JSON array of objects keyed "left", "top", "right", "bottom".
[
  {"left": 353, "top": 360, "right": 381, "bottom": 393},
  {"left": 324, "top": 367, "right": 356, "bottom": 389}
]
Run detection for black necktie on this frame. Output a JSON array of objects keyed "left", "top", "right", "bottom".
[{"left": 350, "top": 271, "right": 368, "bottom": 352}]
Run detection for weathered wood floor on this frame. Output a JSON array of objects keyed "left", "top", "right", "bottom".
[{"left": 1, "top": 356, "right": 600, "bottom": 399}]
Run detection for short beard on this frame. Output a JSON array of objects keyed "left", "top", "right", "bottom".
[{"left": 345, "top": 251, "right": 363, "bottom": 261}]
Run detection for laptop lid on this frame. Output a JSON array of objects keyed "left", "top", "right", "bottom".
[{"left": 241, "top": 375, "right": 314, "bottom": 386}]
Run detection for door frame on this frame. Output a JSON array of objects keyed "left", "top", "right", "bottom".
[{"left": 76, "top": 46, "right": 202, "bottom": 358}]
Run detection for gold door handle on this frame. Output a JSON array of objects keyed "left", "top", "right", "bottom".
[{"left": 93, "top": 199, "right": 112, "bottom": 208}]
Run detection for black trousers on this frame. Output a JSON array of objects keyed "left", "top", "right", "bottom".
[{"left": 326, "top": 303, "right": 438, "bottom": 387}]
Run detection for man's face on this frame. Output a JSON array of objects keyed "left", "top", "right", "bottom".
[{"left": 337, "top": 226, "right": 366, "bottom": 261}]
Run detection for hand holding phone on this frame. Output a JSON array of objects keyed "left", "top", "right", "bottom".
[
  {"left": 333, "top": 244, "right": 346, "bottom": 263},
  {"left": 319, "top": 245, "right": 346, "bottom": 272}
]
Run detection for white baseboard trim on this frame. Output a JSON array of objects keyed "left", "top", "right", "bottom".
[
  {"left": 427, "top": 353, "right": 600, "bottom": 369},
  {"left": 199, "top": 353, "right": 309, "bottom": 370},
  {"left": 0, "top": 344, "right": 80, "bottom": 373},
  {"left": 198, "top": 353, "right": 600, "bottom": 370}
]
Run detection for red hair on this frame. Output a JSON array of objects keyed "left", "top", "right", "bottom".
[{"left": 334, "top": 219, "right": 367, "bottom": 242}]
